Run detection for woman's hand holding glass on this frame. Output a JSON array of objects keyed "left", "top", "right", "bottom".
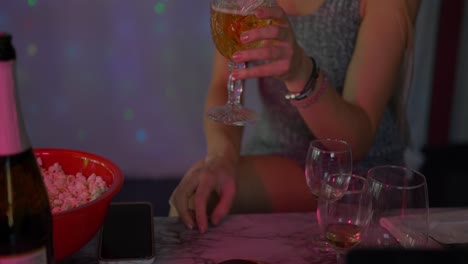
[
  {"left": 229, "top": 5, "right": 307, "bottom": 82},
  {"left": 208, "top": 1, "right": 311, "bottom": 123},
  {"left": 208, "top": 0, "right": 280, "bottom": 126}
]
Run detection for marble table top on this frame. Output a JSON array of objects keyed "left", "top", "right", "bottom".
[
  {"left": 59, "top": 208, "right": 467, "bottom": 264},
  {"left": 61, "top": 212, "right": 342, "bottom": 264}
]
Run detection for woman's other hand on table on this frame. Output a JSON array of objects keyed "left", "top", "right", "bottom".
[{"left": 169, "top": 156, "right": 237, "bottom": 233}]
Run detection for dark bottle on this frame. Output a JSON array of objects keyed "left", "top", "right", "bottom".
[{"left": 0, "top": 33, "right": 54, "bottom": 263}]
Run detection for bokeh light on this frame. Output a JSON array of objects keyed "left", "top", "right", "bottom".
[
  {"left": 77, "top": 129, "right": 89, "bottom": 141},
  {"left": 27, "top": 0, "right": 38, "bottom": 7},
  {"left": 136, "top": 129, "right": 148, "bottom": 143},
  {"left": 27, "top": 43, "right": 38, "bottom": 56},
  {"left": 154, "top": 2, "right": 165, "bottom": 14},
  {"left": 123, "top": 108, "right": 134, "bottom": 121},
  {"left": 2, "top": 0, "right": 212, "bottom": 177},
  {"left": 65, "top": 45, "right": 78, "bottom": 60}
]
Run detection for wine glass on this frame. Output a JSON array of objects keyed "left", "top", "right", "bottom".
[
  {"left": 365, "top": 165, "right": 429, "bottom": 249},
  {"left": 208, "top": 0, "right": 276, "bottom": 126},
  {"left": 305, "top": 138, "right": 353, "bottom": 199},
  {"left": 317, "top": 174, "right": 373, "bottom": 264},
  {"left": 305, "top": 138, "right": 353, "bottom": 251}
]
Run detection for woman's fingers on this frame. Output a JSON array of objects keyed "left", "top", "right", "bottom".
[
  {"left": 240, "top": 24, "right": 290, "bottom": 43},
  {"left": 232, "top": 58, "right": 291, "bottom": 80},
  {"left": 237, "top": 6, "right": 290, "bottom": 44},
  {"left": 233, "top": 43, "right": 291, "bottom": 63},
  {"left": 194, "top": 169, "right": 217, "bottom": 234},
  {"left": 255, "top": 6, "right": 288, "bottom": 23},
  {"left": 210, "top": 180, "right": 236, "bottom": 226},
  {"left": 228, "top": 5, "right": 296, "bottom": 80},
  {"left": 170, "top": 187, "right": 196, "bottom": 230},
  {"left": 173, "top": 158, "right": 237, "bottom": 234},
  {"left": 170, "top": 163, "right": 203, "bottom": 230}
]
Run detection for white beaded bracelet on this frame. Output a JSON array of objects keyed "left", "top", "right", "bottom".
[
  {"left": 284, "top": 56, "right": 320, "bottom": 101},
  {"left": 290, "top": 74, "right": 328, "bottom": 108}
]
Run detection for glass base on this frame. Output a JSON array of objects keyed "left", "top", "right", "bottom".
[
  {"left": 312, "top": 235, "right": 333, "bottom": 253},
  {"left": 207, "top": 104, "right": 256, "bottom": 126}
]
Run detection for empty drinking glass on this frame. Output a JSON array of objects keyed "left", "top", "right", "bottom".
[{"left": 366, "top": 165, "right": 429, "bottom": 249}]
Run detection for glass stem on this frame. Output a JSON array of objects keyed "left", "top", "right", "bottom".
[{"left": 227, "top": 61, "right": 246, "bottom": 106}]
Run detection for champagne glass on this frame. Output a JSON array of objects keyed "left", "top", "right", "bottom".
[
  {"left": 317, "top": 174, "right": 373, "bottom": 264},
  {"left": 208, "top": 0, "right": 276, "bottom": 126},
  {"left": 305, "top": 138, "right": 353, "bottom": 251},
  {"left": 365, "top": 165, "right": 429, "bottom": 249}
]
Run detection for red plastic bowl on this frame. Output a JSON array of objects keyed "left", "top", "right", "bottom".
[{"left": 34, "top": 148, "right": 124, "bottom": 262}]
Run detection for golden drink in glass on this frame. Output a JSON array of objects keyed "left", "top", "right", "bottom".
[
  {"left": 210, "top": 7, "right": 271, "bottom": 59},
  {"left": 325, "top": 223, "right": 362, "bottom": 250},
  {"left": 207, "top": 0, "right": 275, "bottom": 126}
]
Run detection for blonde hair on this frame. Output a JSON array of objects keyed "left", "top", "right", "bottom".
[{"left": 393, "top": 0, "right": 420, "bottom": 145}]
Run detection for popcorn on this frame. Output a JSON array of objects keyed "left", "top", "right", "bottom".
[{"left": 37, "top": 158, "right": 109, "bottom": 214}]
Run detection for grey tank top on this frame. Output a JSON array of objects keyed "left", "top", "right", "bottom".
[{"left": 244, "top": 0, "right": 406, "bottom": 173}]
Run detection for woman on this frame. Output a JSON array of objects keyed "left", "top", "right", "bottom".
[{"left": 169, "top": 0, "right": 421, "bottom": 233}]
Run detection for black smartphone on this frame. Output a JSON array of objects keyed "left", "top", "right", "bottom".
[{"left": 98, "top": 202, "right": 155, "bottom": 264}]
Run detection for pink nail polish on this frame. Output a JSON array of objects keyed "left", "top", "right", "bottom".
[
  {"left": 240, "top": 33, "right": 249, "bottom": 42},
  {"left": 231, "top": 71, "right": 239, "bottom": 80},
  {"left": 232, "top": 53, "right": 241, "bottom": 61}
]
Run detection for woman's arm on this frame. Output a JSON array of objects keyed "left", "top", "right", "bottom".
[
  {"left": 231, "top": 0, "right": 420, "bottom": 162},
  {"left": 290, "top": 0, "right": 420, "bottom": 161},
  {"left": 170, "top": 49, "right": 246, "bottom": 232}
]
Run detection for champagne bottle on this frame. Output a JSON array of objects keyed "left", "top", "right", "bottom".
[{"left": 0, "top": 33, "right": 54, "bottom": 263}]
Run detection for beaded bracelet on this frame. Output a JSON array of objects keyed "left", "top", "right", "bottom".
[
  {"left": 284, "top": 56, "right": 320, "bottom": 101},
  {"left": 290, "top": 74, "right": 328, "bottom": 108}
]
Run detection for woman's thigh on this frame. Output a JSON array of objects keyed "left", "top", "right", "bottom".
[
  {"left": 231, "top": 154, "right": 317, "bottom": 214},
  {"left": 168, "top": 154, "right": 317, "bottom": 217}
]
